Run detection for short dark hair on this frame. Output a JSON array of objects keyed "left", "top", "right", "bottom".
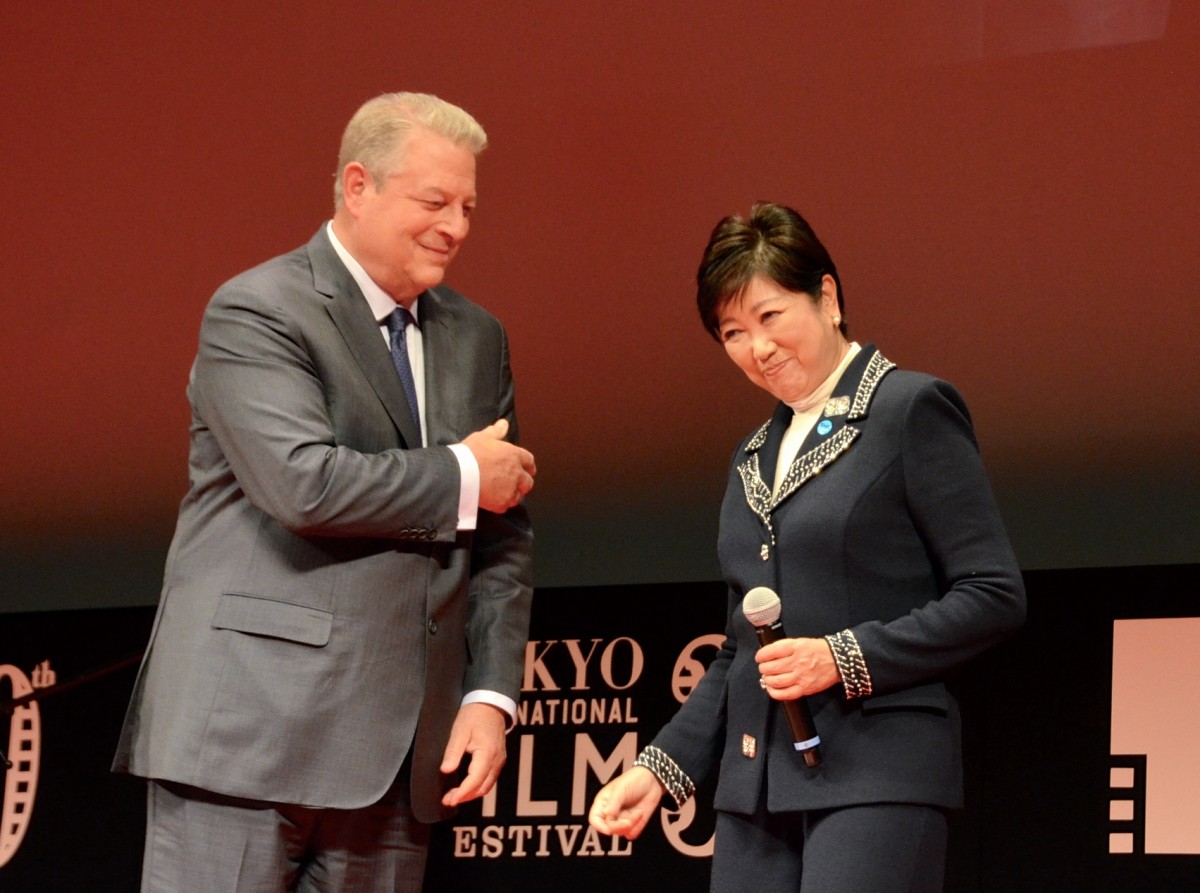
[{"left": 696, "top": 202, "right": 845, "bottom": 341}]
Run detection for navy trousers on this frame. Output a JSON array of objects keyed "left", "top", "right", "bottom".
[{"left": 710, "top": 802, "right": 948, "bottom": 893}]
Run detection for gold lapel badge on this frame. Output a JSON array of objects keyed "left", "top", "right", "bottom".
[
  {"left": 823, "top": 396, "right": 850, "bottom": 417},
  {"left": 742, "top": 734, "right": 757, "bottom": 759}
]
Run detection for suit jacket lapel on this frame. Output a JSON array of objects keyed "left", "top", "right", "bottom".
[
  {"left": 416, "top": 287, "right": 461, "bottom": 448},
  {"left": 307, "top": 228, "right": 424, "bottom": 449},
  {"left": 735, "top": 405, "right": 789, "bottom": 537},
  {"left": 736, "top": 345, "right": 896, "bottom": 534},
  {"left": 757, "top": 402, "right": 793, "bottom": 494}
]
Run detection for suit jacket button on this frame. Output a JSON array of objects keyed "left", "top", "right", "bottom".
[{"left": 428, "top": 619, "right": 438, "bottom": 635}]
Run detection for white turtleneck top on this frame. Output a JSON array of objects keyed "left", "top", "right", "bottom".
[{"left": 772, "top": 342, "right": 861, "bottom": 497}]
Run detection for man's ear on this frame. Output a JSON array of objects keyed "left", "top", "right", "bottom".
[{"left": 340, "top": 162, "right": 370, "bottom": 213}]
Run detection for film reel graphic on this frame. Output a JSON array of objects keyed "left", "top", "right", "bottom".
[{"left": 1, "top": 664, "right": 42, "bottom": 869}]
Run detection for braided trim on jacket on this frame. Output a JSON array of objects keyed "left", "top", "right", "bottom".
[
  {"left": 825, "top": 628, "right": 874, "bottom": 699},
  {"left": 633, "top": 745, "right": 696, "bottom": 809}
]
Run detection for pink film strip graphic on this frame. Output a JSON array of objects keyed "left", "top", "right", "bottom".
[
  {"left": 1110, "top": 618, "right": 1200, "bottom": 856},
  {"left": 1, "top": 665, "right": 43, "bottom": 869},
  {"left": 1107, "top": 755, "right": 1147, "bottom": 855}
]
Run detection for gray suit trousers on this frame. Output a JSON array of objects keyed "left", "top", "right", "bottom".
[{"left": 142, "top": 768, "right": 429, "bottom": 893}]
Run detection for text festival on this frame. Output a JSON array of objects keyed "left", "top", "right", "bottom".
[{"left": 451, "top": 635, "right": 721, "bottom": 860}]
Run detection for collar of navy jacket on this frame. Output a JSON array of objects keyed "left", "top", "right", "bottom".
[{"left": 736, "top": 344, "right": 896, "bottom": 545}]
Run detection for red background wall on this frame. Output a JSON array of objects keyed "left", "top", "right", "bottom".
[{"left": 2, "top": 1, "right": 1196, "bottom": 608}]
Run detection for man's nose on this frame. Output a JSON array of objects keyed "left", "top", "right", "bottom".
[{"left": 439, "top": 206, "right": 470, "bottom": 242}]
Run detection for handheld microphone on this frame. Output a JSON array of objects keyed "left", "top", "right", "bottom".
[{"left": 742, "top": 586, "right": 822, "bottom": 768}]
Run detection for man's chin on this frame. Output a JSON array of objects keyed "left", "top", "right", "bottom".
[{"left": 412, "top": 268, "right": 447, "bottom": 294}]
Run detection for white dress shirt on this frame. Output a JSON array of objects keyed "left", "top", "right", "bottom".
[{"left": 326, "top": 222, "right": 515, "bottom": 723}]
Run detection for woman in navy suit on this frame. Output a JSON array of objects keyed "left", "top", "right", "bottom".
[{"left": 589, "top": 202, "right": 1025, "bottom": 892}]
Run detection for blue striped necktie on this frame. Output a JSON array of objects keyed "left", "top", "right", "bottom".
[{"left": 386, "top": 307, "right": 422, "bottom": 445}]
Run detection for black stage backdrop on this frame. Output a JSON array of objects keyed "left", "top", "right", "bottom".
[{"left": 2, "top": 565, "right": 1199, "bottom": 892}]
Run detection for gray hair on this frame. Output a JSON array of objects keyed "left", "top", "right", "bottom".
[{"left": 333, "top": 92, "right": 487, "bottom": 208}]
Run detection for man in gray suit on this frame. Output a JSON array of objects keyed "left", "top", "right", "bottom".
[{"left": 114, "top": 92, "right": 536, "bottom": 892}]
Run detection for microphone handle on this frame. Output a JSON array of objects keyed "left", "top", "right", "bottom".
[{"left": 755, "top": 619, "right": 822, "bottom": 768}]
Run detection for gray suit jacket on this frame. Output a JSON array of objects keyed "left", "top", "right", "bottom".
[{"left": 114, "top": 227, "right": 533, "bottom": 823}]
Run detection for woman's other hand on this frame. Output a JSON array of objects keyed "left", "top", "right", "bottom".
[{"left": 588, "top": 766, "right": 664, "bottom": 840}]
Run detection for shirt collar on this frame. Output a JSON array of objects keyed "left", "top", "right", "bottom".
[{"left": 325, "top": 221, "right": 420, "bottom": 323}]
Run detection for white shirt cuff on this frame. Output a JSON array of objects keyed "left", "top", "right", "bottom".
[
  {"left": 447, "top": 443, "right": 480, "bottom": 531},
  {"left": 462, "top": 689, "right": 518, "bottom": 731}
]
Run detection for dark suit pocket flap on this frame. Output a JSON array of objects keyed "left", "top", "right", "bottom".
[
  {"left": 860, "top": 684, "right": 948, "bottom": 716},
  {"left": 211, "top": 593, "right": 333, "bottom": 647}
]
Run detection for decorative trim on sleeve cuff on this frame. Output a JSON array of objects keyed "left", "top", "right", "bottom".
[
  {"left": 633, "top": 745, "right": 695, "bottom": 809},
  {"left": 825, "top": 628, "right": 874, "bottom": 699}
]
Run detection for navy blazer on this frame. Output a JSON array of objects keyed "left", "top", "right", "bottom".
[{"left": 650, "top": 346, "right": 1025, "bottom": 815}]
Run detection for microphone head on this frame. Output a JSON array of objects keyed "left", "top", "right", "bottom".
[{"left": 742, "top": 586, "right": 781, "bottom": 628}]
